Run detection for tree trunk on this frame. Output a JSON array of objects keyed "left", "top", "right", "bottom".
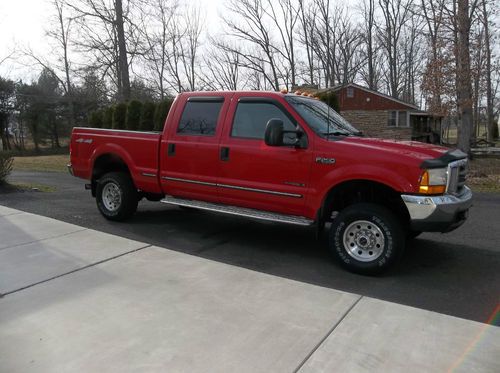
[
  {"left": 482, "top": 0, "right": 494, "bottom": 142},
  {"left": 115, "top": 0, "right": 130, "bottom": 101},
  {"left": 367, "top": 0, "right": 375, "bottom": 89},
  {"left": 456, "top": 0, "right": 473, "bottom": 154}
]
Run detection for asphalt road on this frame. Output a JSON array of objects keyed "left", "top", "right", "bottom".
[{"left": 1, "top": 170, "right": 499, "bottom": 326}]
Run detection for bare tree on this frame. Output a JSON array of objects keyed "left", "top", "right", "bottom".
[
  {"left": 297, "top": 0, "right": 316, "bottom": 85},
  {"left": 311, "top": 0, "right": 336, "bottom": 88},
  {"left": 266, "top": 0, "right": 300, "bottom": 88},
  {"left": 334, "top": 12, "right": 364, "bottom": 85},
  {"left": 115, "top": 0, "right": 130, "bottom": 100},
  {"left": 359, "top": 0, "right": 380, "bottom": 90},
  {"left": 67, "top": 0, "right": 134, "bottom": 101},
  {"left": 222, "top": 0, "right": 281, "bottom": 90},
  {"left": 480, "top": 0, "right": 495, "bottom": 141},
  {"left": 201, "top": 39, "right": 241, "bottom": 90},
  {"left": 0, "top": 50, "right": 15, "bottom": 67},
  {"left": 455, "top": 0, "right": 478, "bottom": 153},
  {"left": 377, "top": 0, "right": 413, "bottom": 98},
  {"left": 179, "top": 5, "right": 203, "bottom": 91},
  {"left": 420, "top": 0, "right": 447, "bottom": 113},
  {"left": 138, "top": 0, "right": 178, "bottom": 98},
  {"left": 470, "top": 25, "right": 485, "bottom": 135},
  {"left": 44, "top": 0, "right": 76, "bottom": 126},
  {"left": 400, "top": 17, "right": 425, "bottom": 104}
]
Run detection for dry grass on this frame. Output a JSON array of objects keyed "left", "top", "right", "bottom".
[
  {"left": 467, "top": 158, "right": 500, "bottom": 193},
  {"left": 13, "top": 154, "right": 69, "bottom": 173},
  {"left": 10, "top": 182, "right": 56, "bottom": 192}
]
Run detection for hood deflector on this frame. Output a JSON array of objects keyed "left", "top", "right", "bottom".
[{"left": 420, "top": 149, "right": 467, "bottom": 169}]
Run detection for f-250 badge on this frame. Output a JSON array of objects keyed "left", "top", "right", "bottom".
[{"left": 315, "top": 157, "right": 336, "bottom": 165}]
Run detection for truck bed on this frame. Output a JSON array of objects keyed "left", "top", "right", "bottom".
[{"left": 70, "top": 127, "right": 163, "bottom": 194}]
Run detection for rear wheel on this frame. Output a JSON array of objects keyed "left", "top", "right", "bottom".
[
  {"left": 96, "top": 172, "right": 138, "bottom": 221},
  {"left": 329, "top": 203, "right": 405, "bottom": 275}
]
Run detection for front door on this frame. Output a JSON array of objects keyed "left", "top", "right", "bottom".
[{"left": 217, "top": 96, "right": 313, "bottom": 216}]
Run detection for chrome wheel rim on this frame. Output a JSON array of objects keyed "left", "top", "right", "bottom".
[
  {"left": 343, "top": 220, "right": 385, "bottom": 262},
  {"left": 102, "top": 182, "right": 122, "bottom": 212}
]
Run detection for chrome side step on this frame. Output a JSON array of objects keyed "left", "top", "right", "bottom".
[{"left": 161, "top": 196, "right": 314, "bottom": 226}]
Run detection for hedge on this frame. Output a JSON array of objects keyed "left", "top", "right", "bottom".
[
  {"left": 88, "top": 98, "right": 174, "bottom": 132},
  {"left": 140, "top": 102, "right": 156, "bottom": 131},
  {"left": 112, "top": 103, "right": 127, "bottom": 130},
  {"left": 154, "top": 99, "right": 174, "bottom": 131}
]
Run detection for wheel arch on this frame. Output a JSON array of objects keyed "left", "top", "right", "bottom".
[
  {"left": 318, "top": 179, "right": 410, "bottom": 228},
  {"left": 91, "top": 153, "right": 132, "bottom": 196}
]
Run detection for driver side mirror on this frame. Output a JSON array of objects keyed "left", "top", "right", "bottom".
[{"left": 264, "top": 119, "right": 284, "bottom": 146}]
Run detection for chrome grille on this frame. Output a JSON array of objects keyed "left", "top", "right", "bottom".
[{"left": 447, "top": 159, "right": 468, "bottom": 195}]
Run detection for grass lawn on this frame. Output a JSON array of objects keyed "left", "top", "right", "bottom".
[
  {"left": 468, "top": 158, "right": 500, "bottom": 193},
  {"left": 13, "top": 154, "right": 69, "bottom": 173}
]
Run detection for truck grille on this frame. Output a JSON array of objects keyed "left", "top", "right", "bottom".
[{"left": 447, "top": 159, "right": 468, "bottom": 195}]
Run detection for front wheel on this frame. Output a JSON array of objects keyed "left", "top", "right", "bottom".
[
  {"left": 329, "top": 203, "right": 405, "bottom": 275},
  {"left": 96, "top": 172, "right": 138, "bottom": 221}
]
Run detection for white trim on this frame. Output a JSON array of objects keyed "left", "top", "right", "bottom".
[
  {"left": 73, "top": 127, "right": 161, "bottom": 135},
  {"left": 162, "top": 176, "right": 303, "bottom": 198}
]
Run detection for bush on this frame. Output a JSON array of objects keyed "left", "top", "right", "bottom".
[
  {"left": 154, "top": 99, "right": 173, "bottom": 132},
  {"left": 102, "top": 107, "right": 113, "bottom": 129},
  {"left": 112, "top": 103, "right": 127, "bottom": 130},
  {"left": 0, "top": 153, "right": 13, "bottom": 185},
  {"left": 316, "top": 91, "right": 340, "bottom": 112},
  {"left": 88, "top": 110, "right": 103, "bottom": 128},
  {"left": 140, "top": 102, "right": 156, "bottom": 131},
  {"left": 126, "top": 100, "right": 142, "bottom": 131}
]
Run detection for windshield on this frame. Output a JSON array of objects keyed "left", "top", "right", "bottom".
[{"left": 285, "top": 95, "right": 360, "bottom": 137}]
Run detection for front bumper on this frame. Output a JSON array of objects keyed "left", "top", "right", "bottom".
[{"left": 401, "top": 186, "right": 473, "bottom": 232}]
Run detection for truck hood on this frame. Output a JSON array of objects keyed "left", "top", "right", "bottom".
[{"left": 341, "top": 137, "right": 449, "bottom": 163}]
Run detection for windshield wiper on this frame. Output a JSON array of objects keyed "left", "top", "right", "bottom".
[{"left": 321, "top": 131, "right": 350, "bottom": 137}]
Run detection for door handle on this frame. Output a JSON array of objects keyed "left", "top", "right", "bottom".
[
  {"left": 167, "top": 143, "right": 175, "bottom": 156},
  {"left": 220, "top": 147, "right": 230, "bottom": 161}
]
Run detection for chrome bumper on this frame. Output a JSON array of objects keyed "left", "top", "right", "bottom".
[{"left": 401, "top": 186, "right": 473, "bottom": 232}]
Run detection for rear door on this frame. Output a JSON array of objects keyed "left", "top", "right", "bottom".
[
  {"left": 217, "top": 95, "right": 314, "bottom": 216},
  {"left": 159, "top": 94, "right": 230, "bottom": 202}
]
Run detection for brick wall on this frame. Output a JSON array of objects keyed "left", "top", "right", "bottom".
[{"left": 340, "top": 110, "right": 412, "bottom": 140}]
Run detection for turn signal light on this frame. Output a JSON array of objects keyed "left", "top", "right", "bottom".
[
  {"left": 418, "top": 170, "right": 446, "bottom": 195},
  {"left": 418, "top": 185, "right": 446, "bottom": 194}
]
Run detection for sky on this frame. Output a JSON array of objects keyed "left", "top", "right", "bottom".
[{"left": 0, "top": 0, "right": 225, "bottom": 80}]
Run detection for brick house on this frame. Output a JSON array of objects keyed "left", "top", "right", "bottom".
[{"left": 316, "top": 83, "right": 443, "bottom": 143}]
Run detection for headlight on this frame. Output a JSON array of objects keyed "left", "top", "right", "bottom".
[{"left": 418, "top": 168, "right": 447, "bottom": 194}]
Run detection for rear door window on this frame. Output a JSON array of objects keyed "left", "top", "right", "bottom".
[{"left": 177, "top": 100, "right": 224, "bottom": 136}]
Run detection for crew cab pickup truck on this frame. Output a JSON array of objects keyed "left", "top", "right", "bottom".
[{"left": 69, "top": 91, "right": 472, "bottom": 274}]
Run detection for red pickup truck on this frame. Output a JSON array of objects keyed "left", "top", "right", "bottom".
[{"left": 69, "top": 91, "right": 472, "bottom": 274}]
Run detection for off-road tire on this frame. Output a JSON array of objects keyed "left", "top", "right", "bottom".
[
  {"left": 96, "top": 172, "right": 138, "bottom": 221},
  {"left": 329, "top": 203, "right": 405, "bottom": 275}
]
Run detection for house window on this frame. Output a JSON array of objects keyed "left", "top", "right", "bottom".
[
  {"left": 346, "top": 87, "right": 354, "bottom": 98},
  {"left": 387, "top": 111, "right": 408, "bottom": 127},
  {"left": 398, "top": 111, "right": 407, "bottom": 127},
  {"left": 388, "top": 111, "right": 397, "bottom": 126}
]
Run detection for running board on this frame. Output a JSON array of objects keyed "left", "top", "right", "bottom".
[{"left": 161, "top": 196, "right": 314, "bottom": 226}]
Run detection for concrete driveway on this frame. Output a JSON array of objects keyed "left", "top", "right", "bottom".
[{"left": 1, "top": 205, "right": 499, "bottom": 372}]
